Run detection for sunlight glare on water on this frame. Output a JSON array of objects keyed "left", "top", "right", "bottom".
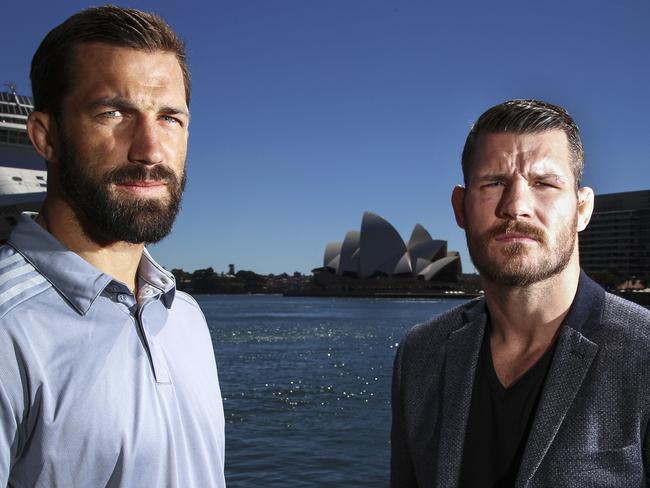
[{"left": 198, "top": 295, "right": 467, "bottom": 487}]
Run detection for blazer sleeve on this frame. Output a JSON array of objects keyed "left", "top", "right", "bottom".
[
  {"left": 390, "top": 342, "right": 418, "bottom": 488},
  {"left": 641, "top": 416, "right": 650, "bottom": 486}
]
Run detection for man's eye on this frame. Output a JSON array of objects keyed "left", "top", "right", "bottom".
[
  {"left": 100, "top": 110, "right": 122, "bottom": 119},
  {"left": 161, "top": 115, "right": 181, "bottom": 125},
  {"left": 534, "top": 181, "right": 556, "bottom": 188},
  {"left": 481, "top": 181, "right": 504, "bottom": 188}
]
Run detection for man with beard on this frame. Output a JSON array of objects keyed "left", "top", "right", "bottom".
[
  {"left": 391, "top": 100, "right": 650, "bottom": 487},
  {"left": 0, "top": 6, "right": 225, "bottom": 487}
]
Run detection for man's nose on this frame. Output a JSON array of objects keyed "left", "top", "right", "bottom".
[
  {"left": 128, "top": 116, "right": 164, "bottom": 165},
  {"left": 496, "top": 178, "right": 533, "bottom": 220}
]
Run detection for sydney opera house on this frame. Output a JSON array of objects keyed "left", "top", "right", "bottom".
[{"left": 318, "top": 211, "right": 462, "bottom": 282}]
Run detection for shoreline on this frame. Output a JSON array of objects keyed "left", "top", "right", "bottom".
[
  {"left": 283, "top": 290, "right": 481, "bottom": 299},
  {"left": 192, "top": 289, "right": 649, "bottom": 307}
]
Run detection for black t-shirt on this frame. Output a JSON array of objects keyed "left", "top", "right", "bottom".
[{"left": 458, "top": 326, "right": 556, "bottom": 488}]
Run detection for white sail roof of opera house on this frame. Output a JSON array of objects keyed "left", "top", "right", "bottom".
[{"left": 322, "top": 211, "right": 461, "bottom": 281}]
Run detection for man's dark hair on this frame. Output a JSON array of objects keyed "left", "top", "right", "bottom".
[
  {"left": 461, "top": 99, "right": 584, "bottom": 188},
  {"left": 30, "top": 5, "right": 190, "bottom": 118}
]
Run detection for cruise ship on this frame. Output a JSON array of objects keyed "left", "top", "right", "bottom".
[{"left": 0, "top": 85, "right": 47, "bottom": 239}]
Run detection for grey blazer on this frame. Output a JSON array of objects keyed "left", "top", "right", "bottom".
[{"left": 391, "top": 274, "right": 650, "bottom": 487}]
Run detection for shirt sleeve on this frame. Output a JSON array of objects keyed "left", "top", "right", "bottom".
[
  {"left": 0, "top": 374, "right": 20, "bottom": 485},
  {"left": 0, "top": 325, "right": 29, "bottom": 487}
]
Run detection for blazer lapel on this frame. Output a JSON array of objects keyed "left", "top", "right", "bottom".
[
  {"left": 437, "top": 304, "right": 487, "bottom": 487},
  {"left": 515, "top": 326, "right": 599, "bottom": 487}
]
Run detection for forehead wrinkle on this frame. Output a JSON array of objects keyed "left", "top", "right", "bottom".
[
  {"left": 476, "top": 151, "right": 569, "bottom": 189},
  {"left": 70, "top": 45, "right": 187, "bottom": 106},
  {"left": 476, "top": 145, "right": 568, "bottom": 173}
]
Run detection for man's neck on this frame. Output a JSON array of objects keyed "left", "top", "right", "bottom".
[
  {"left": 481, "top": 262, "right": 581, "bottom": 387},
  {"left": 483, "top": 264, "right": 580, "bottom": 343},
  {"left": 37, "top": 199, "right": 144, "bottom": 293}
]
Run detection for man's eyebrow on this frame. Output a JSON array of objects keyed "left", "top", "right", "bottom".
[
  {"left": 474, "top": 173, "right": 509, "bottom": 181},
  {"left": 87, "top": 97, "right": 136, "bottom": 111},
  {"left": 159, "top": 105, "right": 190, "bottom": 118},
  {"left": 472, "top": 172, "right": 569, "bottom": 186},
  {"left": 86, "top": 97, "right": 189, "bottom": 117},
  {"left": 531, "top": 172, "right": 568, "bottom": 183}
]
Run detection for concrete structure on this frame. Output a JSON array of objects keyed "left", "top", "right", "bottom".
[
  {"left": 322, "top": 211, "right": 461, "bottom": 281},
  {"left": 579, "top": 190, "right": 650, "bottom": 277}
]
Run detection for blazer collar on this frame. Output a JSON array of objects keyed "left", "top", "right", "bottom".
[
  {"left": 515, "top": 271, "right": 605, "bottom": 487},
  {"left": 563, "top": 270, "right": 606, "bottom": 337},
  {"left": 436, "top": 299, "right": 487, "bottom": 486}
]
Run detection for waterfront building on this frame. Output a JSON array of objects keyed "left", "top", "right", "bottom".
[
  {"left": 579, "top": 190, "right": 650, "bottom": 277},
  {"left": 319, "top": 211, "right": 461, "bottom": 281}
]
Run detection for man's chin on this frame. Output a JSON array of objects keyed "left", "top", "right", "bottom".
[{"left": 110, "top": 187, "right": 171, "bottom": 205}]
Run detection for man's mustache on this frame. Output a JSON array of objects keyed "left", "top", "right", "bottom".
[
  {"left": 103, "top": 164, "right": 180, "bottom": 186},
  {"left": 483, "top": 220, "right": 546, "bottom": 244}
]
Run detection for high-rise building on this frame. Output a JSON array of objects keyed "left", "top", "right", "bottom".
[{"left": 579, "top": 190, "right": 650, "bottom": 277}]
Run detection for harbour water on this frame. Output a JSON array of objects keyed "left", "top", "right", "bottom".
[{"left": 198, "top": 295, "right": 468, "bottom": 487}]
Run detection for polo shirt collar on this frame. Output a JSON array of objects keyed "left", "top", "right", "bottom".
[
  {"left": 8, "top": 213, "right": 176, "bottom": 315},
  {"left": 138, "top": 248, "right": 176, "bottom": 308}
]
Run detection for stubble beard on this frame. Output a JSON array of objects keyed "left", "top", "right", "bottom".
[
  {"left": 465, "top": 216, "right": 577, "bottom": 288},
  {"left": 57, "top": 133, "right": 186, "bottom": 245}
]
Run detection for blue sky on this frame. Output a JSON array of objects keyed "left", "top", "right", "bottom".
[{"left": 5, "top": 0, "right": 650, "bottom": 274}]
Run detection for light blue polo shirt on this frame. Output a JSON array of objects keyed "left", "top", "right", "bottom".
[{"left": 0, "top": 214, "right": 225, "bottom": 487}]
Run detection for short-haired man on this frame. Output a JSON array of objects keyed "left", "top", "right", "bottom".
[
  {"left": 391, "top": 99, "right": 650, "bottom": 487},
  {"left": 0, "top": 6, "right": 225, "bottom": 487}
]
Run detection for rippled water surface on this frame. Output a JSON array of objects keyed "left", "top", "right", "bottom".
[{"left": 198, "top": 295, "right": 467, "bottom": 487}]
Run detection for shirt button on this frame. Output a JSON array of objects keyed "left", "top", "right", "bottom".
[{"left": 117, "top": 294, "right": 128, "bottom": 302}]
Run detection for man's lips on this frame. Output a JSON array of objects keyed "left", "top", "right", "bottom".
[
  {"left": 117, "top": 179, "right": 166, "bottom": 187},
  {"left": 494, "top": 232, "right": 539, "bottom": 243},
  {"left": 114, "top": 180, "right": 168, "bottom": 195}
]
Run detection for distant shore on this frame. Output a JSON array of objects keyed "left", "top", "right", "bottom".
[
  {"left": 284, "top": 289, "right": 481, "bottom": 300},
  {"left": 171, "top": 268, "right": 650, "bottom": 307},
  {"left": 285, "top": 289, "right": 650, "bottom": 306}
]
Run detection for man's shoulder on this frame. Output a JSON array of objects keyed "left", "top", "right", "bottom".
[
  {"left": 165, "top": 291, "right": 216, "bottom": 361},
  {"left": 599, "top": 291, "right": 650, "bottom": 341},
  {"left": 0, "top": 243, "right": 51, "bottom": 322},
  {"left": 400, "top": 297, "right": 484, "bottom": 352},
  {"left": 172, "top": 290, "right": 203, "bottom": 311},
  {"left": 168, "top": 290, "right": 209, "bottom": 326},
  {"left": 604, "top": 290, "right": 650, "bottom": 319}
]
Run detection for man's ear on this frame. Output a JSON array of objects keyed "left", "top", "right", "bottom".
[
  {"left": 451, "top": 185, "right": 466, "bottom": 229},
  {"left": 27, "top": 111, "right": 59, "bottom": 164},
  {"left": 576, "top": 186, "right": 594, "bottom": 232}
]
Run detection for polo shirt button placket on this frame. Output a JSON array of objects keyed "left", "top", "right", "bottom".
[{"left": 138, "top": 301, "right": 171, "bottom": 385}]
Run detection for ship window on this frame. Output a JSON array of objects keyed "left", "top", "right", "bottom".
[
  {"left": 11, "top": 176, "right": 22, "bottom": 182},
  {"left": 0, "top": 129, "right": 31, "bottom": 146},
  {"left": 36, "top": 176, "right": 45, "bottom": 180},
  {"left": 0, "top": 115, "right": 26, "bottom": 125},
  {"left": 40, "top": 183, "right": 47, "bottom": 188}
]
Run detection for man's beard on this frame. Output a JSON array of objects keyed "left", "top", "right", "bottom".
[
  {"left": 465, "top": 216, "right": 577, "bottom": 287},
  {"left": 57, "top": 136, "right": 186, "bottom": 245}
]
